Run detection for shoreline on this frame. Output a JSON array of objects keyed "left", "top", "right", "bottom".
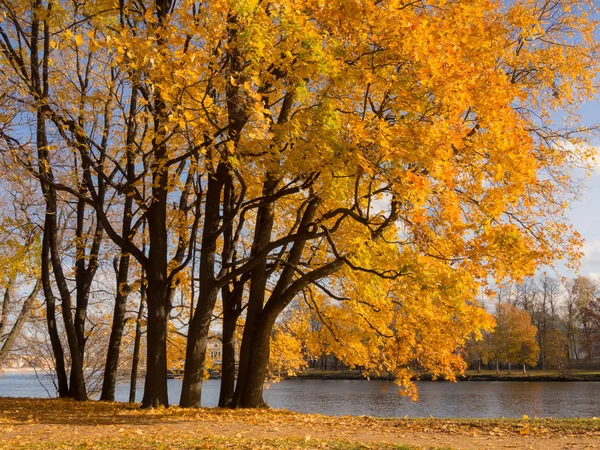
[
  {"left": 4, "top": 367, "right": 600, "bottom": 382},
  {"left": 1, "top": 397, "right": 600, "bottom": 450},
  {"left": 0, "top": 368, "right": 39, "bottom": 373},
  {"left": 5, "top": 367, "right": 600, "bottom": 382},
  {"left": 292, "top": 370, "right": 600, "bottom": 382}
]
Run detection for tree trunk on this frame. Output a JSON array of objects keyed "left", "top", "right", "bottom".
[
  {"left": 218, "top": 280, "right": 243, "bottom": 407},
  {"left": 41, "top": 223, "right": 68, "bottom": 397},
  {"left": 31, "top": 6, "right": 70, "bottom": 398},
  {"left": 179, "top": 304, "right": 213, "bottom": 407},
  {"left": 232, "top": 196, "right": 339, "bottom": 408},
  {"left": 100, "top": 252, "right": 131, "bottom": 401},
  {"left": 180, "top": 165, "right": 226, "bottom": 408},
  {"left": 507, "top": 362, "right": 511, "bottom": 374},
  {"left": 141, "top": 275, "right": 170, "bottom": 408},
  {"left": 129, "top": 281, "right": 146, "bottom": 403},
  {"left": 218, "top": 176, "right": 243, "bottom": 408},
  {"left": 233, "top": 314, "right": 275, "bottom": 408},
  {"left": 232, "top": 177, "right": 277, "bottom": 407},
  {"left": 218, "top": 312, "right": 237, "bottom": 407}
]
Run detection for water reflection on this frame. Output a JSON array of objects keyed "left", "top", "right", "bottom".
[{"left": 1, "top": 372, "right": 599, "bottom": 418}]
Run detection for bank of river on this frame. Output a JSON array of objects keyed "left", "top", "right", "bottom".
[
  {"left": 2, "top": 371, "right": 600, "bottom": 418},
  {"left": 2, "top": 397, "right": 600, "bottom": 450},
  {"left": 295, "top": 369, "right": 600, "bottom": 382}
]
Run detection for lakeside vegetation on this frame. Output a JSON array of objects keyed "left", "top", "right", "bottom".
[
  {"left": 2, "top": 398, "right": 600, "bottom": 450},
  {"left": 294, "top": 369, "right": 600, "bottom": 381}
]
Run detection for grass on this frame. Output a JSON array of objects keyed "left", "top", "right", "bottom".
[
  {"left": 2, "top": 397, "right": 600, "bottom": 450},
  {"left": 2, "top": 436, "right": 422, "bottom": 450}
]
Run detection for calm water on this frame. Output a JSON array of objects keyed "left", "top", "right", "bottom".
[{"left": 1, "top": 372, "right": 599, "bottom": 418}]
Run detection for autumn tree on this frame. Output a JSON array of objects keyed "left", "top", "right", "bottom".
[
  {"left": 492, "top": 303, "right": 539, "bottom": 373},
  {"left": 465, "top": 331, "right": 494, "bottom": 373},
  {"left": 208, "top": 0, "right": 597, "bottom": 407},
  {"left": 573, "top": 277, "right": 600, "bottom": 363}
]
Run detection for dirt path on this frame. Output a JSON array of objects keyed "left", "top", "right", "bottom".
[{"left": 1, "top": 397, "right": 599, "bottom": 449}]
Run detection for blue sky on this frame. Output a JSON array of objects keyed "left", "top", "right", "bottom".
[{"left": 560, "top": 98, "right": 600, "bottom": 279}]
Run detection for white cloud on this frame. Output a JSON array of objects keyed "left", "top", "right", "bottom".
[{"left": 580, "top": 240, "right": 600, "bottom": 271}]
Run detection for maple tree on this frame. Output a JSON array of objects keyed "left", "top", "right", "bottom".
[
  {"left": 570, "top": 276, "right": 600, "bottom": 363},
  {"left": 491, "top": 303, "right": 539, "bottom": 373},
  {"left": 0, "top": 0, "right": 597, "bottom": 409}
]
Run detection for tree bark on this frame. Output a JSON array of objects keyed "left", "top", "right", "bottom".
[
  {"left": 180, "top": 164, "right": 226, "bottom": 408},
  {"left": 100, "top": 251, "right": 131, "bottom": 401},
  {"left": 218, "top": 279, "right": 244, "bottom": 407},
  {"left": 129, "top": 278, "right": 146, "bottom": 403},
  {"left": 232, "top": 177, "right": 277, "bottom": 408},
  {"left": 138, "top": 0, "right": 174, "bottom": 409},
  {"left": 233, "top": 312, "right": 276, "bottom": 407},
  {"left": 41, "top": 223, "right": 69, "bottom": 397},
  {"left": 217, "top": 176, "right": 243, "bottom": 407},
  {"left": 233, "top": 259, "right": 343, "bottom": 408},
  {"left": 141, "top": 274, "right": 170, "bottom": 408},
  {"left": 30, "top": 0, "right": 70, "bottom": 400}
]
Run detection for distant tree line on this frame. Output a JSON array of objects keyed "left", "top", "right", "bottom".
[{"left": 465, "top": 275, "right": 600, "bottom": 374}]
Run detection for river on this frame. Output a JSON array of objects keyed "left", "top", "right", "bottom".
[{"left": 1, "top": 371, "right": 599, "bottom": 418}]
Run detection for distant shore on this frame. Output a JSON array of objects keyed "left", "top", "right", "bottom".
[
  {"left": 293, "top": 369, "right": 600, "bottom": 382},
  {"left": 0, "top": 368, "right": 39, "bottom": 374},
  {"left": 5, "top": 367, "right": 600, "bottom": 382}
]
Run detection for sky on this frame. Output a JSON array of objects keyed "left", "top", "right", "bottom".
[
  {"left": 560, "top": 98, "right": 600, "bottom": 280},
  {"left": 557, "top": 8, "right": 600, "bottom": 281}
]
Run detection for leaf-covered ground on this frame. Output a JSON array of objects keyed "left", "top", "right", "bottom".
[{"left": 1, "top": 397, "right": 599, "bottom": 449}]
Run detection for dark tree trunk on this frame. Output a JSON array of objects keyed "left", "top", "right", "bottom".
[
  {"left": 100, "top": 251, "right": 131, "bottom": 401},
  {"left": 31, "top": 0, "right": 70, "bottom": 399},
  {"left": 180, "top": 165, "right": 226, "bottom": 408},
  {"left": 104, "top": 82, "right": 138, "bottom": 402},
  {"left": 41, "top": 222, "right": 69, "bottom": 397},
  {"left": 217, "top": 176, "right": 243, "bottom": 408},
  {"left": 129, "top": 280, "right": 146, "bottom": 403},
  {"left": 218, "top": 309, "right": 238, "bottom": 407},
  {"left": 138, "top": 0, "right": 173, "bottom": 409},
  {"left": 218, "top": 280, "right": 243, "bottom": 407},
  {"left": 233, "top": 313, "right": 276, "bottom": 408},
  {"left": 232, "top": 177, "right": 277, "bottom": 408},
  {"left": 232, "top": 194, "right": 340, "bottom": 409},
  {"left": 141, "top": 275, "right": 170, "bottom": 408},
  {"left": 179, "top": 310, "right": 211, "bottom": 408}
]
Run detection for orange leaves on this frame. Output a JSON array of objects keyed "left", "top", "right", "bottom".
[{"left": 492, "top": 304, "right": 539, "bottom": 368}]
